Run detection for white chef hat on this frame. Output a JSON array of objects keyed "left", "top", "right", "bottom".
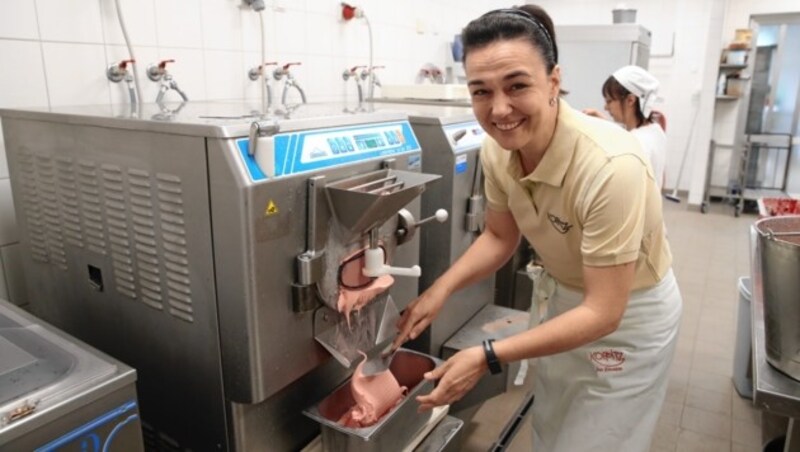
[{"left": 612, "top": 65, "right": 660, "bottom": 117}]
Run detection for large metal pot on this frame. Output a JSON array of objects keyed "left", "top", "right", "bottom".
[{"left": 755, "top": 215, "right": 800, "bottom": 381}]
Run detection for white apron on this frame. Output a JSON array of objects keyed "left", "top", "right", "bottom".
[{"left": 530, "top": 269, "right": 682, "bottom": 452}]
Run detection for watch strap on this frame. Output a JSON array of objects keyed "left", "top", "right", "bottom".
[{"left": 482, "top": 338, "right": 502, "bottom": 375}]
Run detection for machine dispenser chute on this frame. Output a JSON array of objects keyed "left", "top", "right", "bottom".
[
  {"left": 325, "top": 168, "right": 441, "bottom": 238},
  {"left": 308, "top": 168, "right": 443, "bottom": 369}
]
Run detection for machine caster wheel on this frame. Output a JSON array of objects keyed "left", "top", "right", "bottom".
[{"left": 701, "top": 202, "right": 708, "bottom": 214}]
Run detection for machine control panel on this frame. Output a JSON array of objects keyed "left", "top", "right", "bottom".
[
  {"left": 444, "top": 121, "right": 485, "bottom": 154},
  {"left": 236, "top": 121, "right": 420, "bottom": 181}
]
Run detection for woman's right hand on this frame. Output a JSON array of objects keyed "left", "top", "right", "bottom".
[{"left": 391, "top": 284, "right": 449, "bottom": 351}]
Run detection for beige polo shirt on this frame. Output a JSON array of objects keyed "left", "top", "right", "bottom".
[{"left": 482, "top": 99, "right": 671, "bottom": 291}]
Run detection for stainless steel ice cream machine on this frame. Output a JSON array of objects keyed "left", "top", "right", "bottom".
[{"left": 1, "top": 101, "right": 478, "bottom": 451}]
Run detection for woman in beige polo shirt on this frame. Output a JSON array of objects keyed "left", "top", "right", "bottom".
[{"left": 391, "top": 5, "right": 682, "bottom": 451}]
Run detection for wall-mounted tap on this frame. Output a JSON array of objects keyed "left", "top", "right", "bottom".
[
  {"left": 359, "top": 66, "right": 384, "bottom": 99},
  {"left": 248, "top": 62, "right": 277, "bottom": 108},
  {"left": 106, "top": 59, "right": 138, "bottom": 105},
  {"left": 147, "top": 59, "right": 188, "bottom": 103},
  {"left": 273, "top": 62, "right": 307, "bottom": 106},
  {"left": 343, "top": 65, "right": 366, "bottom": 104}
]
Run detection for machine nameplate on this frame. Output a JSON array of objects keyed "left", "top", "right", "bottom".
[{"left": 236, "top": 121, "right": 420, "bottom": 181}]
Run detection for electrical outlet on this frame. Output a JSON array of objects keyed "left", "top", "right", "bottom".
[{"left": 416, "top": 19, "right": 426, "bottom": 34}]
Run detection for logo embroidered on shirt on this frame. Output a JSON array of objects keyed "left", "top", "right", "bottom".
[
  {"left": 547, "top": 213, "right": 573, "bottom": 234},
  {"left": 589, "top": 349, "right": 626, "bottom": 372}
]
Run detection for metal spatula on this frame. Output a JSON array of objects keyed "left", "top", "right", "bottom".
[{"left": 360, "top": 297, "right": 400, "bottom": 376}]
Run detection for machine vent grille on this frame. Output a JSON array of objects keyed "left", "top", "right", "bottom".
[
  {"left": 103, "top": 164, "right": 137, "bottom": 300},
  {"left": 157, "top": 173, "right": 193, "bottom": 323},
  {"left": 141, "top": 421, "right": 185, "bottom": 452},
  {"left": 17, "top": 149, "right": 68, "bottom": 268},
  {"left": 77, "top": 160, "right": 107, "bottom": 256},
  {"left": 37, "top": 155, "right": 67, "bottom": 269},
  {"left": 14, "top": 149, "right": 194, "bottom": 323},
  {"left": 128, "top": 168, "right": 164, "bottom": 311},
  {"left": 57, "top": 157, "right": 84, "bottom": 248}
]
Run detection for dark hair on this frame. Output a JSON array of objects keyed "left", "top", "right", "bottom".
[
  {"left": 461, "top": 5, "right": 558, "bottom": 74},
  {"left": 601, "top": 76, "right": 650, "bottom": 126}
]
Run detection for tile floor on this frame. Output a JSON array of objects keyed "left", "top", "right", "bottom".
[{"left": 459, "top": 200, "right": 766, "bottom": 451}]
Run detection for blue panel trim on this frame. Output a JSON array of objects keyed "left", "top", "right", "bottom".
[
  {"left": 236, "top": 140, "right": 267, "bottom": 182},
  {"left": 35, "top": 399, "right": 139, "bottom": 451},
  {"left": 235, "top": 121, "right": 420, "bottom": 182}
]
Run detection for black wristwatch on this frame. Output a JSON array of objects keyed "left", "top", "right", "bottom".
[{"left": 482, "top": 339, "right": 502, "bottom": 375}]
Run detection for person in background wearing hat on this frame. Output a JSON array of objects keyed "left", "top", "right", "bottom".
[
  {"left": 392, "top": 5, "right": 682, "bottom": 451},
  {"left": 584, "top": 66, "right": 667, "bottom": 189}
]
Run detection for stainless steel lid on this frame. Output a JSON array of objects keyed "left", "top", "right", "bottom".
[
  {"left": 0, "top": 301, "right": 118, "bottom": 428},
  {"left": 0, "top": 101, "right": 410, "bottom": 139}
]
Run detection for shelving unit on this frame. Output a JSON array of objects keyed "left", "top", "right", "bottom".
[{"left": 716, "top": 47, "right": 752, "bottom": 99}]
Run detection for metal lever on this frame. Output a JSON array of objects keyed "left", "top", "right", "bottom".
[
  {"left": 395, "top": 208, "right": 449, "bottom": 247},
  {"left": 466, "top": 154, "right": 485, "bottom": 233},
  {"left": 248, "top": 120, "right": 280, "bottom": 157},
  {"left": 417, "top": 209, "right": 449, "bottom": 227}
]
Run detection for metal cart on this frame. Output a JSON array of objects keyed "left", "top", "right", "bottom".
[
  {"left": 703, "top": 134, "right": 793, "bottom": 216},
  {"left": 702, "top": 140, "right": 740, "bottom": 215},
  {"left": 737, "top": 133, "right": 794, "bottom": 215}
]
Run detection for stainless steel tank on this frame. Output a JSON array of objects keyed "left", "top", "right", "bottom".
[{"left": 755, "top": 215, "right": 800, "bottom": 381}]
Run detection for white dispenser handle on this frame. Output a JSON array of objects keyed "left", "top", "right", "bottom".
[{"left": 362, "top": 246, "right": 421, "bottom": 278}]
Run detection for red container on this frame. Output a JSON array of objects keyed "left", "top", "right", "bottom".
[{"left": 758, "top": 197, "right": 800, "bottom": 218}]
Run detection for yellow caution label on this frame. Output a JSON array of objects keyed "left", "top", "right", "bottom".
[{"left": 265, "top": 200, "right": 279, "bottom": 216}]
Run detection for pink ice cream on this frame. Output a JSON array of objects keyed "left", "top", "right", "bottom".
[
  {"left": 336, "top": 247, "right": 394, "bottom": 322},
  {"left": 338, "top": 353, "right": 407, "bottom": 428},
  {"left": 337, "top": 275, "right": 394, "bottom": 322}
]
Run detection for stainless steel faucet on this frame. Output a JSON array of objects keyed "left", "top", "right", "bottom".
[
  {"left": 342, "top": 65, "right": 366, "bottom": 104},
  {"left": 106, "top": 59, "right": 139, "bottom": 106},
  {"left": 273, "top": 62, "right": 307, "bottom": 106},
  {"left": 359, "top": 66, "right": 383, "bottom": 99},
  {"left": 248, "top": 62, "right": 277, "bottom": 109},
  {"left": 147, "top": 59, "right": 188, "bottom": 103}
]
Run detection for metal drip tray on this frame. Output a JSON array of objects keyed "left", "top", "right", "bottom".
[{"left": 304, "top": 349, "right": 442, "bottom": 452}]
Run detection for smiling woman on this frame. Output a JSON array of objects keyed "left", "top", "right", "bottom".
[{"left": 392, "top": 5, "right": 683, "bottom": 452}]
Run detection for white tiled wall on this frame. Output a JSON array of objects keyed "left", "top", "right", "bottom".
[
  {"left": 0, "top": 0, "right": 796, "bottom": 307},
  {"left": 0, "top": 0, "right": 496, "bottom": 306}
]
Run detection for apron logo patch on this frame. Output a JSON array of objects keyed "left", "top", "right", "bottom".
[
  {"left": 589, "top": 349, "right": 625, "bottom": 372},
  {"left": 547, "top": 213, "right": 573, "bottom": 234}
]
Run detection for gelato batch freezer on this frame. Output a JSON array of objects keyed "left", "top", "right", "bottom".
[
  {"left": 0, "top": 298, "right": 142, "bottom": 451},
  {"left": 0, "top": 101, "right": 471, "bottom": 451}
]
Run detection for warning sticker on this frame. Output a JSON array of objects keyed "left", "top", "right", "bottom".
[{"left": 265, "top": 200, "right": 279, "bottom": 216}]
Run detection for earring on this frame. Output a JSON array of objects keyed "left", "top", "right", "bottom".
[{"left": 549, "top": 97, "right": 556, "bottom": 107}]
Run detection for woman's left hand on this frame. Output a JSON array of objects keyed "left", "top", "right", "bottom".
[{"left": 416, "top": 346, "right": 488, "bottom": 411}]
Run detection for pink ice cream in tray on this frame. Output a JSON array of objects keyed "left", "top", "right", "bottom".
[{"left": 303, "top": 349, "right": 442, "bottom": 451}]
